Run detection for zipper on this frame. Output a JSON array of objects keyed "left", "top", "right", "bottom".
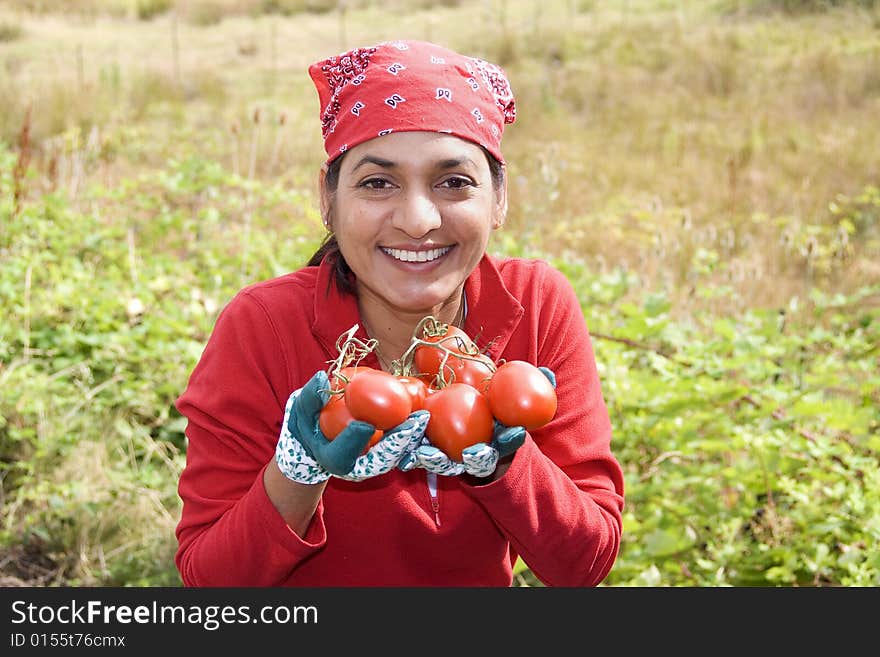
[
  {"left": 423, "top": 293, "right": 464, "bottom": 529},
  {"left": 426, "top": 472, "right": 441, "bottom": 527}
]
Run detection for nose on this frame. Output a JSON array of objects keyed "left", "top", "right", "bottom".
[{"left": 391, "top": 189, "right": 442, "bottom": 238}]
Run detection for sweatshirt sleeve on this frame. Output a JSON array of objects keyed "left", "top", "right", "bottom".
[
  {"left": 463, "top": 263, "right": 625, "bottom": 587},
  {"left": 174, "top": 289, "right": 325, "bottom": 586}
]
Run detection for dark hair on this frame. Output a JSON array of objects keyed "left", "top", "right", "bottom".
[{"left": 307, "top": 145, "right": 505, "bottom": 295}]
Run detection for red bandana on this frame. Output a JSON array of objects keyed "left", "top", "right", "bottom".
[{"left": 308, "top": 40, "right": 516, "bottom": 165}]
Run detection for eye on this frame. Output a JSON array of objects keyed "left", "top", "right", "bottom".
[
  {"left": 359, "top": 178, "right": 394, "bottom": 190},
  {"left": 438, "top": 176, "right": 475, "bottom": 190}
]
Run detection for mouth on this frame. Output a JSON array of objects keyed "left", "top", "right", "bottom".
[{"left": 380, "top": 246, "right": 453, "bottom": 263}]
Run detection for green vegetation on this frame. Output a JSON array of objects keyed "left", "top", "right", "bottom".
[{"left": 1, "top": 0, "right": 878, "bottom": 586}]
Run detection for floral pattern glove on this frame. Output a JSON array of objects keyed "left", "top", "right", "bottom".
[
  {"left": 276, "top": 370, "right": 430, "bottom": 484},
  {"left": 398, "top": 423, "right": 526, "bottom": 478},
  {"left": 337, "top": 410, "right": 429, "bottom": 482}
]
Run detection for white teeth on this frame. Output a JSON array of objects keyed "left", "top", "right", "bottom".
[{"left": 381, "top": 246, "right": 451, "bottom": 263}]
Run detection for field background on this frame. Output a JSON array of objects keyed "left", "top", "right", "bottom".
[{"left": 1, "top": 0, "right": 878, "bottom": 587}]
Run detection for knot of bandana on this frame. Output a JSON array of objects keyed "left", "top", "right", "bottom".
[{"left": 309, "top": 39, "right": 516, "bottom": 165}]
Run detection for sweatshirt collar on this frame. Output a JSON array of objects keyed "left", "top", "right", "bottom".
[{"left": 462, "top": 254, "right": 524, "bottom": 361}]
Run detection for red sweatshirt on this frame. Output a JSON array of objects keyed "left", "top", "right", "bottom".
[{"left": 175, "top": 254, "right": 625, "bottom": 586}]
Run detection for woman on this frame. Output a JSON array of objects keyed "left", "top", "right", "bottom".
[{"left": 174, "top": 39, "right": 624, "bottom": 586}]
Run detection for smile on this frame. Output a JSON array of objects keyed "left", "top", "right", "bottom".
[{"left": 380, "top": 246, "right": 452, "bottom": 263}]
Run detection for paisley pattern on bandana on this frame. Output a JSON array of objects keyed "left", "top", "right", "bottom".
[
  {"left": 308, "top": 39, "right": 516, "bottom": 165},
  {"left": 470, "top": 57, "right": 516, "bottom": 125},
  {"left": 318, "top": 46, "right": 377, "bottom": 138}
]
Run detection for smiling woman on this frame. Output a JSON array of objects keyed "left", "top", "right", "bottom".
[
  {"left": 173, "top": 39, "right": 625, "bottom": 587},
  {"left": 317, "top": 131, "right": 506, "bottom": 363}
]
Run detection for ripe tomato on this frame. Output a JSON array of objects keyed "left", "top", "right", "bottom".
[
  {"left": 422, "top": 383, "right": 494, "bottom": 462},
  {"left": 319, "top": 394, "right": 383, "bottom": 452},
  {"left": 486, "top": 360, "right": 557, "bottom": 430},
  {"left": 328, "top": 365, "right": 370, "bottom": 393},
  {"left": 397, "top": 375, "right": 428, "bottom": 411},
  {"left": 414, "top": 325, "right": 476, "bottom": 379},
  {"left": 344, "top": 368, "right": 412, "bottom": 430},
  {"left": 440, "top": 353, "right": 495, "bottom": 392}
]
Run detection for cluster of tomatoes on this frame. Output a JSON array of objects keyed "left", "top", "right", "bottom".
[{"left": 319, "top": 320, "right": 557, "bottom": 462}]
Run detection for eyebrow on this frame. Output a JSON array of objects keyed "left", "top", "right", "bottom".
[
  {"left": 437, "top": 157, "right": 478, "bottom": 170},
  {"left": 350, "top": 155, "right": 478, "bottom": 172},
  {"left": 351, "top": 155, "right": 396, "bottom": 172}
]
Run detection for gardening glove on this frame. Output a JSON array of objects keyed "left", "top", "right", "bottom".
[
  {"left": 398, "top": 422, "right": 524, "bottom": 478},
  {"left": 537, "top": 366, "right": 556, "bottom": 389},
  {"left": 339, "top": 410, "right": 428, "bottom": 482},
  {"left": 275, "top": 370, "right": 429, "bottom": 484},
  {"left": 398, "top": 366, "right": 556, "bottom": 478}
]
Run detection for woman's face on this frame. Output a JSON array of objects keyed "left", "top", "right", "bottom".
[{"left": 324, "top": 131, "right": 507, "bottom": 317}]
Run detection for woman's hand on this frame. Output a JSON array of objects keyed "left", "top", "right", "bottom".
[
  {"left": 337, "top": 410, "right": 429, "bottom": 481},
  {"left": 398, "top": 421, "right": 526, "bottom": 478},
  {"left": 275, "top": 370, "right": 428, "bottom": 484}
]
